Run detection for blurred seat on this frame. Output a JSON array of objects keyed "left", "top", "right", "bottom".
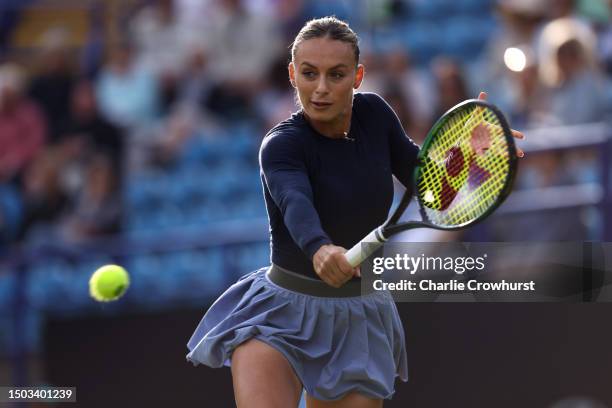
[
  {"left": 454, "top": 0, "right": 494, "bottom": 15},
  {"left": 303, "top": 0, "right": 352, "bottom": 23},
  {"left": 167, "top": 249, "right": 226, "bottom": 299},
  {"left": 26, "top": 261, "right": 75, "bottom": 310},
  {"left": 372, "top": 24, "right": 406, "bottom": 54},
  {"left": 409, "top": 0, "right": 451, "bottom": 19},
  {"left": 231, "top": 242, "right": 270, "bottom": 272},
  {"left": 400, "top": 21, "right": 441, "bottom": 63},
  {"left": 440, "top": 16, "right": 492, "bottom": 59}
]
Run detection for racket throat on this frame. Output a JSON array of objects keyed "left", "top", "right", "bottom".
[
  {"left": 383, "top": 221, "right": 431, "bottom": 236},
  {"left": 372, "top": 226, "right": 388, "bottom": 243}
]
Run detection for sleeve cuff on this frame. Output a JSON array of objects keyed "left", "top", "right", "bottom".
[{"left": 303, "top": 236, "right": 333, "bottom": 260}]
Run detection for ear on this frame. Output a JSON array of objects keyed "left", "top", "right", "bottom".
[
  {"left": 354, "top": 64, "right": 365, "bottom": 89},
  {"left": 288, "top": 62, "right": 296, "bottom": 88}
]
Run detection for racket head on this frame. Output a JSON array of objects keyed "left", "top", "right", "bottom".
[{"left": 412, "top": 99, "right": 518, "bottom": 230}]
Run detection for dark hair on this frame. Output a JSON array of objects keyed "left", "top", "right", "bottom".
[{"left": 291, "top": 16, "right": 360, "bottom": 66}]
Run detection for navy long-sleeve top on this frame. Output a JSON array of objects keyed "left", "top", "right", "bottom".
[{"left": 259, "top": 92, "right": 420, "bottom": 279}]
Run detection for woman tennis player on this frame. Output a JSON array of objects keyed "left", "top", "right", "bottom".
[{"left": 186, "top": 16, "right": 524, "bottom": 408}]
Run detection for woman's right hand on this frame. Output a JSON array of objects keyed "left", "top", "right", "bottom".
[{"left": 313, "top": 244, "right": 360, "bottom": 288}]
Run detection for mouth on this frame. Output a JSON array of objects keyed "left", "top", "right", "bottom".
[{"left": 311, "top": 101, "right": 332, "bottom": 110}]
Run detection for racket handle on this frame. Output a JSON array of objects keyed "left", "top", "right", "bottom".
[{"left": 345, "top": 226, "right": 387, "bottom": 267}]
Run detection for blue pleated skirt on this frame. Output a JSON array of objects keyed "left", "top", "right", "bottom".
[{"left": 186, "top": 267, "right": 408, "bottom": 401}]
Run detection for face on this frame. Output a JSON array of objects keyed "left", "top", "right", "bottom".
[
  {"left": 556, "top": 41, "right": 583, "bottom": 80},
  {"left": 289, "top": 37, "right": 363, "bottom": 126}
]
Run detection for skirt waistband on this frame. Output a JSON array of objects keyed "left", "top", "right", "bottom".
[{"left": 267, "top": 264, "right": 373, "bottom": 298}]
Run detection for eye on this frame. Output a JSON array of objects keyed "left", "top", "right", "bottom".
[
  {"left": 302, "top": 71, "right": 316, "bottom": 79},
  {"left": 330, "top": 72, "right": 345, "bottom": 79}
]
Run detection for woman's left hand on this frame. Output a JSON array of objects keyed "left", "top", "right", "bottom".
[{"left": 478, "top": 91, "right": 525, "bottom": 158}]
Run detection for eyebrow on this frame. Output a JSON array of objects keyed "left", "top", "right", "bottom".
[{"left": 300, "top": 62, "right": 349, "bottom": 69}]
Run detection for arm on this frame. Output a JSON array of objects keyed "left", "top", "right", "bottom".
[
  {"left": 260, "top": 132, "right": 357, "bottom": 287},
  {"left": 259, "top": 132, "right": 331, "bottom": 259},
  {"left": 364, "top": 93, "right": 420, "bottom": 188},
  {"left": 384, "top": 98, "right": 420, "bottom": 188}
]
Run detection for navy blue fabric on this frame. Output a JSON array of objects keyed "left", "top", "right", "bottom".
[
  {"left": 260, "top": 92, "right": 419, "bottom": 278},
  {"left": 186, "top": 268, "right": 409, "bottom": 400}
]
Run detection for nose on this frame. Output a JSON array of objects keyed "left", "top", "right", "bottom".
[{"left": 314, "top": 76, "right": 329, "bottom": 95}]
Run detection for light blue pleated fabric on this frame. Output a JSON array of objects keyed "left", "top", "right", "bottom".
[{"left": 186, "top": 267, "right": 408, "bottom": 401}]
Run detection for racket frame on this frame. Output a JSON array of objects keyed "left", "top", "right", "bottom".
[
  {"left": 411, "top": 99, "right": 518, "bottom": 231},
  {"left": 346, "top": 99, "right": 518, "bottom": 266}
]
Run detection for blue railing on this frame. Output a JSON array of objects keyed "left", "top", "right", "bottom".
[{"left": 499, "top": 122, "right": 612, "bottom": 241}]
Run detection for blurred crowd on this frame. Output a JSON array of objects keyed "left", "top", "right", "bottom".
[{"left": 0, "top": 0, "right": 611, "bottom": 248}]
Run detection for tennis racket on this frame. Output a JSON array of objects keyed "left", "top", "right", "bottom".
[{"left": 345, "top": 99, "right": 518, "bottom": 267}]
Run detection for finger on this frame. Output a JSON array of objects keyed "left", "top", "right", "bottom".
[
  {"left": 340, "top": 269, "right": 355, "bottom": 286},
  {"left": 331, "top": 258, "right": 355, "bottom": 287},
  {"left": 471, "top": 92, "right": 487, "bottom": 121},
  {"left": 325, "top": 272, "right": 340, "bottom": 288},
  {"left": 326, "top": 261, "right": 345, "bottom": 287},
  {"left": 337, "top": 257, "right": 356, "bottom": 282},
  {"left": 319, "top": 267, "right": 341, "bottom": 287},
  {"left": 336, "top": 262, "right": 354, "bottom": 285},
  {"left": 314, "top": 260, "right": 340, "bottom": 287},
  {"left": 517, "top": 147, "right": 525, "bottom": 158},
  {"left": 355, "top": 266, "right": 361, "bottom": 278},
  {"left": 511, "top": 129, "right": 525, "bottom": 139}
]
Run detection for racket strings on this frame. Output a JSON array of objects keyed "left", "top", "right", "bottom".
[
  {"left": 451, "top": 114, "right": 509, "bottom": 220},
  {"left": 418, "top": 109, "right": 473, "bottom": 207},
  {"left": 417, "top": 106, "right": 511, "bottom": 226},
  {"left": 441, "top": 108, "right": 509, "bottom": 224},
  {"left": 443, "top": 108, "right": 509, "bottom": 223}
]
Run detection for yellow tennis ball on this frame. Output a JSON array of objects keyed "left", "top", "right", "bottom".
[{"left": 89, "top": 265, "right": 130, "bottom": 302}]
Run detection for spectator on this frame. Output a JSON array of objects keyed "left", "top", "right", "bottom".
[
  {"left": 202, "top": 0, "right": 283, "bottom": 120},
  {"left": 475, "top": 0, "right": 549, "bottom": 111},
  {"left": 60, "top": 79, "right": 124, "bottom": 168},
  {"left": 205, "top": 0, "right": 283, "bottom": 84},
  {"left": 59, "top": 154, "right": 122, "bottom": 242},
  {"left": 504, "top": 55, "right": 549, "bottom": 128},
  {"left": 28, "top": 27, "right": 76, "bottom": 142},
  {"left": 0, "top": 63, "right": 47, "bottom": 184},
  {"left": 380, "top": 49, "right": 433, "bottom": 140},
  {"left": 174, "top": 45, "right": 216, "bottom": 121},
  {"left": 538, "top": 17, "right": 608, "bottom": 125},
  {"left": 96, "top": 42, "right": 160, "bottom": 128},
  {"left": 381, "top": 86, "right": 421, "bottom": 143},
  {"left": 547, "top": 0, "right": 577, "bottom": 20},
  {"left": 383, "top": 49, "right": 434, "bottom": 124},
  {"left": 18, "top": 148, "right": 68, "bottom": 242},
  {"left": 355, "top": 49, "right": 385, "bottom": 94},
  {"left": 431, "top": 57, "right": 470, "bottom": 119},
  {"left": 254, "top": 57, "right": 298, "bottom": 131},
  {"left": 130, "top": 0, "right": 193, "bottom": 113},
  {"left": 149, "top": 107, "right": 200, "bottom": 169}
]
